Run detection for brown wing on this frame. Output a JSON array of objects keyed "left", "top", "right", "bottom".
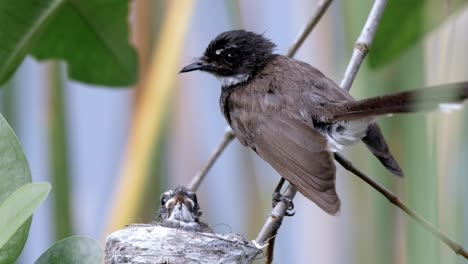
[
  {"left": 252, "top": 115, "right": 340, "bottom": 214},
  {"left": 269, "top": 56, "right": 404, "bottom": 177}
]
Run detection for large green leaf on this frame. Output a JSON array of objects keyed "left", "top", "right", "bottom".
[
  {"left": 0, "top": 114, "right": 33, "bottom": 264},
  {"left": 34, "top": 237, "right": 102, "bottom": 264},
  {"left": 0, "top": 0, "right": 137, "bottom": 87},
  {"left": 0, "top": 0, "right": 65, "bottom": 84},
  {"left": 369, "top": 0, "right": 467, "bottom": 68},
  {"left": 31, "top": 0, "right": 138, "bottom": 86},
  {"left": 0, "top": 183, "right": 50, "bottom": 248}
]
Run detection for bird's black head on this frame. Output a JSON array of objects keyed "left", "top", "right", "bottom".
[
  {"left": 158, "top": 186, "right": 201, "bottom": 223},
  {"left": 180, "top": 30, "right": 276, "bottom": 83}
]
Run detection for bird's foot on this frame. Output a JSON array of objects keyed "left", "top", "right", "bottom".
[{"left": 272, "top": 191, "right": 295, "bottom": 217}]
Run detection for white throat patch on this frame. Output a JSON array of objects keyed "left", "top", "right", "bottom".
[
  {"left": 168, "top": 203, "right": 196, "bottom": 223},
  {"left": 219, "top": 74, "right": 250, "bottom": 88}
]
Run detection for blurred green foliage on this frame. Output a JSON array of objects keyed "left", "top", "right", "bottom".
[
  {"left": 0, "top": 0, "right": 137, "bottom": 87},
  {"left": 0, "top": 183, "right": 51, "bottom": 249},
  {"left": 0, "top": 0, "right": 64, "bottom": 84},
  {"left": 369, "top": 0, "right": 467, "bottom": 68},
  {"left": 0, "top": 114, "right": 34, "bottom": 264},
  {"left": 34, "top": 237, "right": 102, "bottom": 264},
  {"left": 0, "top": 1, "right": 137, "bottom": 262}
]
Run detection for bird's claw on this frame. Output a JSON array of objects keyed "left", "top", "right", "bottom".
[{"left": 272, "top": 192, "right": 295, "bottom": 217}]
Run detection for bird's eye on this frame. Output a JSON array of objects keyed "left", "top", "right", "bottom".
[
  {"left": 161, "top": 195, "right": 167, "bottom": 205},
  {"left": 223, "top": 52, "right": 239, "bottom": 64}
]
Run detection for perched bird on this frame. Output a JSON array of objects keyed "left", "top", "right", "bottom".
[
  {"left": 158, "top": 186, "right": 213, "bottom": 233},
  {"left": 180, "top": 30, "right": 468, "bottom": 214}
]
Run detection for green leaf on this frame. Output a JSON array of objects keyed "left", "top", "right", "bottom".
[
  {"left": 0, "top": 114, "right": 34, "bottom": 263},
  {"left": 0, "top": 0, "right": 137, "bottom": 87},
  {"left": 34, "top": 237, "right": 103, "bottom": 264},
  {"left": 369, "top": 0, "right": 467, "bottom": 68},
  {"left": 0, "top": 219, "right": 32, "bottom": 264},
  {"left": 0, "top": 183, "right": 50, "bottom": 248},
  {"left": 31, "top": 0, "right": 138, "bottom": 86},
  {"left": 0, "top": 0, "right": 65, "bottom": 84}
]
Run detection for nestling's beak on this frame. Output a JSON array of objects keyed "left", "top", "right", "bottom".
[
  {"left": 174, "top": 193, "right": 185, "bottom": 205},
  {"left": 179, "top": 60, "right": 206, "bottom": 73}
]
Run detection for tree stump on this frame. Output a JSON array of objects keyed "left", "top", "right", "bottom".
[{"left": 105, "top": 224, "right": 261, "bottom": 264}]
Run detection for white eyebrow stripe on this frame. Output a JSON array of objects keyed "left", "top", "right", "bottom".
[{"left": 215, "top": 49, "right": 223, "bottom": 55}]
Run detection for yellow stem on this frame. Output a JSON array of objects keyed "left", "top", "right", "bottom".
[{"left": 106, "top": 0, "right": 195, "bottom": 234}]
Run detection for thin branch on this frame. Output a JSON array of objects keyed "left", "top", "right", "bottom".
[
  {"left": 188, "top": 128, "right": 235, "bottom": 191},
  {"left": 340, "top": 0, "right": 387, "bottom": 91},
  {"left": 333, "top": 153, "right": 468, "bottom": 259},
  {"left": 255, "top": 184, "right": 297, "bottom": 244},
  {"left": 287, "top": 0, "right": 333, "bottom": 57},
  {"left": 188, "top": 0, "right": 333, "bottom": 190}
]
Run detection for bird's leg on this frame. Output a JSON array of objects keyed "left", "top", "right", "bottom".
[{"left": 272, "top": 178, "right": 295, "bottom": 216}]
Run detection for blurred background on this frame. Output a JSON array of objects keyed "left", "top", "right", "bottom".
[{"left": 1, "top": 0, "right": 467, "bottom": 263}]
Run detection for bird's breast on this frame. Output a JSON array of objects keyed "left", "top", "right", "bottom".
[{"left": 220, "top": 85, "right": 278, "bottom": 146}]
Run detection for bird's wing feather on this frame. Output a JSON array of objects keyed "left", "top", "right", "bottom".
[{"left": 252, "top": 115, "right": 340, "bottom": 214}]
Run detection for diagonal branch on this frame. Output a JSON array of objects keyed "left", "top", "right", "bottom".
[
  {"left": 188, "top": 128, "right": 235, "bottom": 191},
  {"left": 340, "top": 0, "right": 387, "bottom": 91},
  {"left": 255, "top": 183, "right": 297, "bottom": 244},
  {"left": 256, "top": 0, "right": 388, "bottom": 248},
  {"left": 287, "top": 0, "right": 333, "bottom": 58},
  {"left": 333, "top": 153, "right": 468, "bottom": 259}
]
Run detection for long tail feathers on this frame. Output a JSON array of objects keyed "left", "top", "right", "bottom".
[{"left": 329, "top": 82, "right": 468, "bottom": 122}]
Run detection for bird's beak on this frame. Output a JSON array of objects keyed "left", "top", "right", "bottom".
[
  {"left": 179, "top": 60, "right": 206, "bottom": 73},
  {"left": 175, "top": 193, "right": 185, "bottom": 205}
]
